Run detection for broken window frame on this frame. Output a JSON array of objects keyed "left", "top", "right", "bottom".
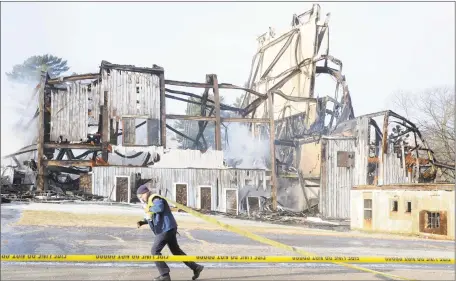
[
  {"left": 246, "top": 196, "right": 262, "bottom": 216},
  {"left": 224, "top": 188, "right": 239, "bottom": 215},
  {"left": 426, "top": 212, "right": 441, "bottom": 229},
  {"left": 114, "top": 175, "right": 131, "bottom": 203},
  {"left": 121, "top": 115, "right": 158, "bottom": 147},
  {"left": 173, "top": 182, "right": 189, "bottom": 207},
  {"left": 197, "top": 185, "right": 213, "bottom": 210},
  {"left": 363, "top": 199, "right": 373, "bottom": 220}
]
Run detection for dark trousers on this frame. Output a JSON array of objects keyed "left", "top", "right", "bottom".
[{"left": 152, "top": 228, "right": 199, "bottom": 276}]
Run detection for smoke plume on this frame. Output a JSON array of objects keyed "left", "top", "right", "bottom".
[
  {"left": 223, "top": 120, "right": 270, "bottom": 169},
  {"left": 1, "top": 78, "right": 39, "bottom": 164}
]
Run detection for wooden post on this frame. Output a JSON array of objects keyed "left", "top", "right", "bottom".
[
  {"left": 101, "top": 90, "right": 109, "bottom": 162},
  {"left": 401, "top": 142, "right": 407, "bottom": 179},
  {"left": 378, "top": 112, "right": 389, "bottom": 185},
  {"left": 159, "top": 72, "right": 166, "bottom": 148},
  {"left": 267, "top": 91, "right": 278, "bottom": 211},
  {"left": 415, "top": 156, "right": 420, "bottom": 183},
  {"left": 413, "top": 132, "right": 420, "bottom": 183},
  {"left": 210, "top": 74, "right": 222, "bottom": 150},
  {"left": 36, "top": 71, "right": 47, "bottom": 192}
]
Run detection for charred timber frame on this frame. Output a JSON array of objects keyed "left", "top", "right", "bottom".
[
  {"left": 165, "top": 75, "right": 279, "bottom": 208},
  {"left": 159, "top": 72, "right": 167, "bottom": 148},
  {"left": 101, "top": 90, "right": 109, "bottom": 162},
  {"left": 36, "top": 72, "right": 48, "bottom": 192},
  {"left": 13, "top": 67, "right": 282, "bottom": 206},
  {"left": 364, "top": 110, "right": 450, "bottom": 183}
]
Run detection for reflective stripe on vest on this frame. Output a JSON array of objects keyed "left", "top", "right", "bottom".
[{"left": 144, "top": 194, "right": 161, "bottom": 220}]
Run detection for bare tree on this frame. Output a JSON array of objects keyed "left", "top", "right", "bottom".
[{"left": 391, "top": 87, "right": 455, "bottom": 180}]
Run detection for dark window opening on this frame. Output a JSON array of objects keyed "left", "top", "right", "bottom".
[
  {"left": 406, "top": 201, "right": 412, "bottom": 213},
  {"left": 175, "top": 184, "right": 188, "bottom": 206},
  {"left": 426, "top": 212, "right": 440, "bottom": 229},
  {"left": 121, "top": 117, "right": 160, "bottom": 146},
  {"left": 364, "top": 210, "right": 372, "bottom": 220},
  {"left": 136, "top": 86, "right": 140, "bottom": 93},
  {"left": 392, "top": 200, "right": 398, "bottom": 212},
  {"left": 363, "top": 199, "right": 372, "bottom": 220},
  {"left": 364, "top": 199, "right": 372, "bottom": 209}
]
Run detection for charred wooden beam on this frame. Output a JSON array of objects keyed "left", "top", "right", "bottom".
[
  {"left": 275, "top": 139, "right": 296, "bottom": 147},
  {"left": 165, "top": 80, "right": 212, "bottom": 89},
  {"left": 268, "top": 92, "right": 278, "bottom": 211},
  {"left": 101, "top": 91, "right": 109, "bottom": 162},
  {"left": 275, "top": 135, "right": 320, "bottom": 147},
  {"left": 222, "top": 117, "right": 269, "bottom": 123},
  {"left": 44, "top": 160, "right": 93, "bottom": 167},
  {"left": 378, "top": 112, "right": 390, "bottom": 185},
  {"left": 101, "top": 60, "right": 164, "bottom": 75},
  {"left": 193, "top": 107, "right": 215, "bottom": 149},
  {"left": 166, "top": 124, "right": 197, "bottom": 143},
  {"left": 74, "top": 150, "right": 96, "bottom": 160},
  {"left": 369, "top": 118, "right": 382, "bottom": 144},
  {"left": 165, "top": 89, "right": 242, "bottom": 112},
  {"left": 243, "top": 97, "right": 267, "bottom": 117},
  {"left": 198, "top": 79, "right": 211, "bottom": 150},
  {"left": 166, "top": 115, "right": 215, "bottom": 121},
  {"left": 114, "top": 120, "right": 119, "bottom": 145},
  {"left": 44, "top": 143, "right": 102, "bottom": 150},
  {"left": 218, "top": 83, "right": 266, "bottom": 99},
  {"left": 11, "top": 156, "right": 21, "bottom": 168},
  {"left": 55, "top": 148, "right": 66, "bottom": 160},
  {"left": 210, "top": 74, "right": 222, "bottom": 151},
  {"left": 434, "top": 161, "right": 456, "bottom": 170},
  {"left": 110, "top": 119, "right": 116, "bottom": 143},
  {"left": 242, "top": 70, "right": 301, "bottom": 117},
  {"left": 37, "top": 72, "right": 47, "bottom": 192},
  {"left": 47, "top": 166, "right": 86, "bottom": 175},
  {"left": 165, "top": 79, "right": 266, "bottom": 98},
  {"left": 165, "top": 94, "right": 207, "bottom": 109},
  {"left": 166, "top": 114, "right": 270, "bottom": 123},
  {"left": 115, "top": 120, "right": 147, "bottom": 137},
  {"left": 381, "top": 112, "right": 390, "bottom": 154},
  {"left": 2, "top": 145, "right": 37, "bottom": 158},
  {"left": 65, "top": 149, "right": 75, "bottom": 160},
  {"left": 159, "top": 72, "right": 166, "bottom": 148},
  {"left": 316, "top": 65, "right": 355, "bottom": 119},
  {"left": 47, "top": 73, "right": 100, "bottom": 85}
]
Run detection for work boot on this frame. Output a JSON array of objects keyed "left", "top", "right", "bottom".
[
  {"left": 192, "top": 265, "right": 204, "bottom": 280},
  {"left": 153, "top": 274, "right": 171, "bottom": 281}
]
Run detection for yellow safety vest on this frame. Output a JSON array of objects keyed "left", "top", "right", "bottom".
[{"left": 144, "top": 193, "right": 161, "bottom": 220}]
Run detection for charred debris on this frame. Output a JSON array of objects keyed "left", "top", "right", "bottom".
[{"left": 1, "top": 4, "right": 453, "bottom": 228}]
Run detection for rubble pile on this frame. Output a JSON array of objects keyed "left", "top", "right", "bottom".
[
  {"left": 1, "top": 179, "right": 105, "bottom": 203},
  {"left": 1, "top": 189, "right": 105, "bottom": 203}
]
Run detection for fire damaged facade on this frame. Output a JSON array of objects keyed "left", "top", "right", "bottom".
[{"left": 2, "top": 4, "right": 454, "bottom": 230}]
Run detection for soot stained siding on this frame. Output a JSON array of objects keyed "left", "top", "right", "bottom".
[
  {"left": 50, "top": 83, "right": 89, "bottom": 142},
  {"left": 91, "top": 166, "right": 266, "bottom": 213},
  {"left": 101, "top": 69, "right": 161, "bottom": 120}
]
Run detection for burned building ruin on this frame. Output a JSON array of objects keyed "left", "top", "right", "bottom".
[{"left": 2, "top": 5, "right": 453, "bottom": 221}]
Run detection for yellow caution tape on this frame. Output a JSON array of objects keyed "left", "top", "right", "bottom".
[
  {"left": 160, "top": 196, "right": 417, "bottom": 281},
  {"left": 1, "top": 255, "right": 453, "bottom": 264}
]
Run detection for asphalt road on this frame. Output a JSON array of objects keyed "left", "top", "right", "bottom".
[{"left": 1, "top": 203, "right": 455, "bottom": 280}]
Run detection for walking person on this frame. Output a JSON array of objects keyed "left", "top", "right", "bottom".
[{"left": 136, "top": 185, "right": 204, "bottom": 281}]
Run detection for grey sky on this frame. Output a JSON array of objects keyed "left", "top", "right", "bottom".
[{"left": 1, "top": 1, "right": 454, "bottom": 151}]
